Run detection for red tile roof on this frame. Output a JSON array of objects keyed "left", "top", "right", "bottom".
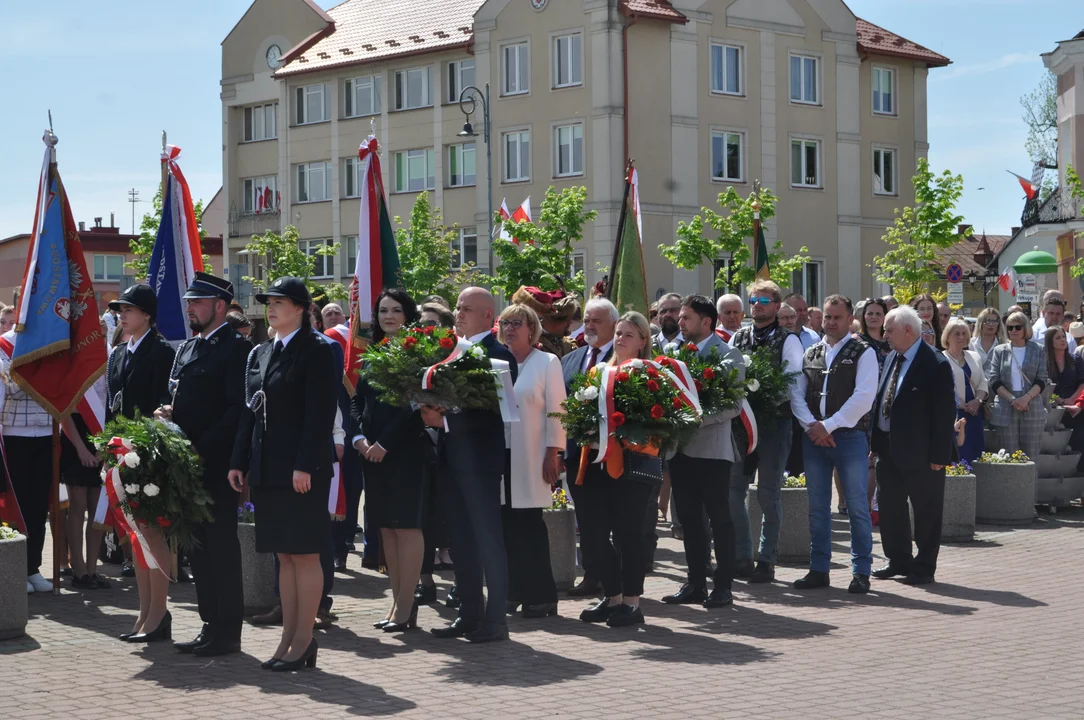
[
  {"left": 935, "top": 233, "right": 1010, "bottom": 277},
  {"left": 856, "top": 17, "right": 950, "bottom": 68},
  {"left": 620, "top": 0, "right": 687, "bottom": 23}
]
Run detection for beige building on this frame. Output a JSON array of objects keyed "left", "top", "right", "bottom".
[{"left": 220, "top": 0, "right": 948, "bottom": 309}]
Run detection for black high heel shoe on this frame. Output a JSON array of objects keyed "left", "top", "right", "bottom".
[
  {"left": 271, "top": 639, "right": 318, "bottom": 671},
  {"left": 372, "top": 618, "right": 392, "bottom": 629},
  {"left": 261, "top": 656, "right": 282, "bottom": 670},
  {"left": 382, "top": 602, "right": 419, "bottom": 633},
  {"left": 126, "top": 611, "right": 172, "bottom": 643}
]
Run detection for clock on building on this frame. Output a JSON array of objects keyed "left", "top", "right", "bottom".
[
  {"left": 266, "top": 44, "right": 282, "bottom": 70},
  {"left": 530, "top": 0, "right": 548, "bottom": 9}
]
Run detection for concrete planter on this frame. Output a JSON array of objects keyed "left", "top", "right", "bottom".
[
  {"left": 0, "top": 535, "right": 28, "bottom": 640},
  {"left": 1046, "top": 407, "right": 1066, "bottom": 431},
  {"left": 238, "top": 523, "right": 277, "bottom": 615},
  {"left": 1035, "top": 476, "right": 1084, "bottom": 508},
  {"left": 543, "top": 507, "right": 576, "bottom": 590},
  {"left": 747, "top": 485, "right": 809, "bottom": 564},
  {"left": 1037, "top": 453, "right": 1080, "bottom": 478},
  {"left": 941, "top": 474, "right": 976, "bottom": 542},
  {"left": 973, "top": 462, "right": 1037, "bottom": 526},
  {"left": 1040, "top": 429, "right": 1073, "bottom": 455}
]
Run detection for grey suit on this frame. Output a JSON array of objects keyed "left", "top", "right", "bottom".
[
  {"left": 986, "top": 340, "right": 1047, "bottom": 462},
  {"left": 679, "top": 335, "right": 746, "bottom": 461}
]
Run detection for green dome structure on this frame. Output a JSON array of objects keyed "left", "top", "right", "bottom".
[{"left": 1013, "top": 247, "right": 1058, "bottom": 274}]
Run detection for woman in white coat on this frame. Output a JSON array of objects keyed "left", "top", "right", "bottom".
[{"left": 498, "top": 303, "right": 566, "bottom": 619}]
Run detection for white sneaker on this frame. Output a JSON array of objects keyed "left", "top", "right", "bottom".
[
  {"left": 26, "top": 580, "right": 35, "bottom": 593},
  {"left": 27, "top": 573, "right": 53, "bottom": 593}
]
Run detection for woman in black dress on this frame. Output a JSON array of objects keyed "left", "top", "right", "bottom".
[
  {"left": 230, "top": 277, "right": 338, "bottom": 671},
  {"left": 352, "top": 288, "right": 431, "bottom": 632},
  {"left": 106, "top": 285, "right": 176, "bottom": 642}
]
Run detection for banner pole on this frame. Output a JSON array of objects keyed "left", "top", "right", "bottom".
[{"left": 51, "top": 420, "right": 64, "bottom": 595}]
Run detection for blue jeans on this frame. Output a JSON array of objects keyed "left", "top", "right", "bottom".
[
  {"left": 729, "top": 417, "right": 792, "bottom": 564},
  {"left": 803, "top": 429, "right": 873, "bottom": 575}
]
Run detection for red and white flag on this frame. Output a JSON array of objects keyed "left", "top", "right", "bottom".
[
  {"left": 1007, "top": 170, "right": 1040, "bottom": 201},
  {"left": 496, "top": 197, "right": 531, "bottom": 244},
  {"left": 998, "top": 267, "right": 1016, "bottom": 296}
]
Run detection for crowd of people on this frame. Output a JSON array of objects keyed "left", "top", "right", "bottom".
[{"left": 2, "top": 271, "right": 1077, "bottom": 669}]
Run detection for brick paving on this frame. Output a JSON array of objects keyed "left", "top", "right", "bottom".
[{"left": 3, "top": 509, "right": 1084, "bottom": 719}]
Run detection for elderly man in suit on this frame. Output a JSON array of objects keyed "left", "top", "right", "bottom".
[
  {"left": 661, "top": 295, "right": 746, "bottom": 608},
  {"left": 871, "top": 305, "right": 955, "bottom": 586}
]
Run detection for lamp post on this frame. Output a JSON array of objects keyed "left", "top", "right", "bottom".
[{"left": 457, "top": 83, "right": 493, "bottom": 273}]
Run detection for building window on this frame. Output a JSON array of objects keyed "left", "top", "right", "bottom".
[
  {"left": 553, "top": 123, "right": 584, "bottom": 177},
  {"left": 710, "top": 44, "right": 742, "bottom": 95},
  {"left": 343, "top": 157, "right": 362, "bottom": 198},
  {"left": 791, "top": 260, "right": 824, "bottom": 306},
  {"left": 710, "top": 131, "right": 743, "bottom": 182},
  {"left": 296, "top": 161, "right": 332, "bottom": 203},
  {"left": 243, "top": 175, "right": 278, "bottom": 213},
  {"left": 712, "top": 257, "right": 745, "bottom": 300},
  {"left": 790, "top": 138, "right": 821, "bottom": 188},
  {"left": 503, "top": 130, "right": 531, "bottom": 182},
  {"left": 394, "top": 67, "right": 432, "bottom": 111},
  {"left": 343, "top": 235, "right": 357, "bottom": 277},
  {"left": 452, "top": 228, "right": 478, "bottom": 268},
  {"left": 243, "top": 103, "right": 278, "bottom": 141},
  {"left": 503, "top": 42, "right": 530, "bottom": 96},
  {"left": 872, "top": 66, "right": 895, "bottom": 115},
  {"left": 447, "top": 143, "right": 476, "bottom": 187},
  {"left": 295, "top": 84, "right": 329, "bottom": 125},
  {"left": 394, "top": 148, "right": 436, "bottom": 193},
  {"left": 571, "top": 251, "right": 585, "bottom": 278},
  {"left": 448, "top": 59, "right": 475, "bottom": 104},
  {"left": 789, "top": 54, "right": 819, "bottom": 105},
  {"left": 93, "top": 254, "right": 124, "bottom": 282},
  {"left": 344, "top": 75, "right": 381, "bottom": 118},
  {"left": 873, "top": 146, "right": 897, "bottom": 195},
  {"left": 553, "top": 33, "right": 582, "bottom": 88},
  {"left": 300, "top": 239, "right": 334, "bottom": 279}
]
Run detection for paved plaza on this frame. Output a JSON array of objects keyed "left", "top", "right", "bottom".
[{"left": 2, "top": 509, "right": 1083, "bottom": 720}]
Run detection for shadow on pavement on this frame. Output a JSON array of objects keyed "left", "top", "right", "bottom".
[{"left": 912, "top": 582, "right": 1047, "bottom": 608}]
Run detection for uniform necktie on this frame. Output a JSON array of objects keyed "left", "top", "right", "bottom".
[
  {"left": 586, "top": 346, "right": 600, "bottom": 373},
  {"left": 881, "top": 355, "right": 903, "bottom": 420},
  {"left": 271, "top": 340, "right": 284, "bottom": 362}
]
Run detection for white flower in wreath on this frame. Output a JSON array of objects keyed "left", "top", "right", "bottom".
[
  {"left": 664, "top": 342, "right": 680, "bottom": 353},
  {"left": 629, "top": 359, "right": 645, "bottom": 369},
  {"left": 124, "top": 483, "right": 140, "bottom": 495},
  {"left": 143, "top": 483, "right": 161, "bottom": 497},
  {"left": 742, "top": 354, "right": 752, "bottom": 366},
  {"left": 123, "top": 451, "right": 141, "bottom": 468},
  {"left": 469, "top": 345, "right": 486, "bottom": 359},
  {"left": 747, "top": 378, "right": 761, "bottom": 392},
  {"left": 574, "top": 385, "right": 599, "bottom": 403}
]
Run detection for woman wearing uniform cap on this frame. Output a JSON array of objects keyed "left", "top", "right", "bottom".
[
  {"left": 230, "top": 277, "right": 338, "bottom": 671},
  {"left": 107, "top": 284, "right": 177, "bottom": 643}
]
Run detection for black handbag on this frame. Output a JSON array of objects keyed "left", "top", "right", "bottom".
[{"left": 622, "top": 449, "right": 663, "bottom": 485}]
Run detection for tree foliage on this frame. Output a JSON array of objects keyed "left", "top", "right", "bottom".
[
  {"left": 393, "top": 192, "right": 473, "bottom": 305},
  {"left": 870, "top": 158, "right": 969, "bottom": 305},
  {"left": 1065, "top": 167, "right": 1084, "bottom": 279},
  {"left": 483, "top": 186, "right": 597, "bottom": 300},
  {"left": 241, "top": 225, "right": 346, "bottom": 304},
  {"left": 126, "top": 189, "right": 209, "bottom": 281},
  {"left": 660, "top": 186, "right": 810, "bottom": 290},
  {"left": 1021, "top": 72, "right": 1058, "bottom": 172}
]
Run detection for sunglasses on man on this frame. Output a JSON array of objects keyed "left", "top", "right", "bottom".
[{"left": 748, "top": 296, "right": 774, "bottom": 306}]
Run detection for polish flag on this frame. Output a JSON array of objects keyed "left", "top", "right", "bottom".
[
  {"left": 496, "top": 197, "right": 531, "bottom": 244},
  {"left": 1007, "top": 170, "right": 1040, "bottom": 201},
  {"left": 998, "top": 267, "right": 1016, "bottom": 296}
]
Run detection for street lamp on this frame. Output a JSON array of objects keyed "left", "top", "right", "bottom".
[{"left": 458, "top": 83, "right": 493, "bottom": 273}]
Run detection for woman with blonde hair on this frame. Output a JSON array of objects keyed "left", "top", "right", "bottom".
[
  {"left": 942, "top": 318, "right": 987, "bottom": 464},
  {"left": 986, "top": 311, "right": 1047, "bottom": 461},
  {"left": 970, "top": 307, "right": 1006, "bottom": 369}
]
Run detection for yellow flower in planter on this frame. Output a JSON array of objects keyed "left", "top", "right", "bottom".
[
  {"left": 0, "top": 522, "right": 21, "bottom": 540},
  {"left": 549, "top": 487, "right": 571, "bottom": 510},
  {"left": 783, "top": 473, "right": 807, "bottom": 488}
]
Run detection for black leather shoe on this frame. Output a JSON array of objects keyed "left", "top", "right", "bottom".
[
  {"left": 414, "top": 583, "right": 437, "bottom": 604},
  {"left": 271, "top": 639, "right": 317, "bottom": 671},
  {"left": 793, "top": 571, "right": 830, "bottom": 589},
  {"left": 193, "top": 630, "right": 241, "bottom": 657},
  {"left": 430, "top": 617, "right": 478, "bottom": 639},
  {"left": 383, "top": 603, "right": 418, "bottom": 633},
  {"left": 848, "top": 574, "right": 871, "bottom": 594},
  {"left": 505, "top": 601, "right": 521, "bottom": 615},
  {"left": 445, "top": 584, "right": 461, "bottom": 609},
  {"left": 661, "top": 583, "right": 708, "bottom": 605},
  {"left": 748, "top": 562, "right": 775, "bottom": 583},
  {"left": 579, "top": 599, "right": 620, "bottom": 623},
  {"left": 121, "top": 562, "right": 136, "bottom": 578},
  {"left": 522, "top": 602, "right": 558, "bottom": 619},
  {"left": 900, "top": 574, "right": 934, "bottom": 586},
  {"left": 703, "top": 587, "right": 734, "bottom": 608},
  {"left": 871, "top": 563, "right": 910, "bottom": 579},
  {"left": 566, "top": 577, "right": 602, "bottom": 597},
  {"left": 465, "top": 625, "right": 509, "bottom": 643},
  {"left": 174, "top": 625, "right": 212, "bottom": 653},
  {"left": 605, "top": 605, "right": 645, "bottom": 627},
  {"left": 127, "top": 612, "right": 172, "bottom": 643},
  {"left": 334, "top": 556, "right": 347, "bottom": 573},
  {"left": 734, "top": 559, "right": 755, "bottom": 579},
  {"left": 175, "top": 567, "right": 193, "bottom": 583}
]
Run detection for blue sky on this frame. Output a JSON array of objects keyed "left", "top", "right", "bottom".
[{"left": 0, "top": 0, "right": 1074, "bottom": 240}]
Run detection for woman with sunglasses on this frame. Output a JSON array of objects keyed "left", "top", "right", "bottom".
[
  {"left": 986, "top": 311, "right": 1047, "bottom": 462},
  {"left": 911, "top": 293, "right": 944, "bottom": 351},
  {"left": 921, "top": 320, "right": 937, "bottom": 347},
  {"left": 970, "top": 308, "right": 1006, "bottom": 369}
]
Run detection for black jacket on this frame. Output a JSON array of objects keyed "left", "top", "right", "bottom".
[
  {"left": 170, "top": 323, "right": 252, "bottom": 488},
  {"left": 350, "top": 378, "right": 428, "bottom": 480},
  {"left": 231, "top": 328, "right": 339, "bottom": 489},
  {"left": 106, "top": 328, "right": 175, "bottom": 422},
  {"left": 560, "top": 343, "right": 613, "bottom": 473}
]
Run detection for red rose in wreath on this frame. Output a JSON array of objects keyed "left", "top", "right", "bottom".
[
  {"left": 128, "top": 500, "right": 140, "bottom": 510},
  {"left": 610, "top": 412, "right": 626, "bottom": 427},
  {"left": 646, "top": 367, "right": 660, "bottom": 379},
  {"left": 422, "top": 326, "right": 434, "bottom": 335},
  {"left": 650, "top": 404, "right": 665, "bottom": 419},
  {"left": 646, "top": 379, "right": 660, "bottom": 392},
  {"left": 439, "top": 336, "right": 456, "bottom": 350},
  {"left": 703, "top": 367, "right": 716, "bottom": 380},
  {"left": 157, "top": 516, "right": 172, "bottom": 528},
  {"left": 379, "top": 337, "right": 390, "bottom": 346},
  {"left": 671, "top": 397, "right": 683, "bottom": 409},
  {"left": 685, "top": 343, "right": 698, "bottom": 353},
  {"left": 695, "top": 380, "right": 703, "bottom": 392},
  {"left": 616, "top": 371, "right": 630, "bottom": 383}
]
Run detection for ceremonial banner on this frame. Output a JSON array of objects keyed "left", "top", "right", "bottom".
[
  {"left": 149, "top": 146, "right": 204, "bottom": 341},
  {"left": 608, "top": 165, "right": 649, "bottom": 316},
  {"left": 351, "top": 135, "right": 401, "bottom": 339}
]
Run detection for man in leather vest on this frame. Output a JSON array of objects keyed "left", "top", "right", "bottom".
[{"left": 792, "top": 295, "right": 878, "bottom": 594}]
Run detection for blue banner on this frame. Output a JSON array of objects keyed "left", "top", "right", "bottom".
[
  {"left": 14, "top": 174, "right": 71, "bottom": 363},
  {"left": 147, "top": 175, "right": 187, "bottom": 341}
]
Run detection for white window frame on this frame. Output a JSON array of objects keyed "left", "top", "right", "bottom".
[
  {"left": 502, "top": 129, "right": 531, "bottom": 183},
  {"left": 243, "top": 175, "right": 279, "bottom": 213},
  {"left": 873, "top": 145, "right": 898, "bottom": 196},
  {"left": 93, "top": 254, "right": 124, "bottom": 282},
  {"left": 300, "top": 238, "right": 334, "bottom": 279},
  {"left": 447, "top": 143, "right": 477, "bottom": 188},
  {"left": 295, "top": 84, "right": 329, "bottom": 125},
  {"left": 344, "top": 75, "right": 381, "bottom": 118},
  {"left": 792, "top": 260, "right": 825, "bottom": 307},
  {"left": 570, "top": 251, "right": 585, "bottom": 278},
  {"left": 552, "top": 32, "right": 583, "bottom": 89},
  {"left": 393, "top": 67, "right": 432, "bottom": 111},
  {"left": 452, "top": 227, "right": 478, "bottom": 268},
  {"left": 393, "top": 148, "right": 436, "bottom": 193},
  {"left": 553, "top": 122, "right": 584, "bottom": 178},
  {"left": 709, "top": 42, "right": 743, "bottom": 96},
  {"left": 502, "top": 41, "right": 530, "bottom": 96},
  {"left": 713, "top": 256, "right": 746, "bottom": 301},
  {"left": 343, "top": 157, "right": 362, "bottom": 198},
  {"left": 710, "top": 129, "right": 744, "bottom": 183},
  {"left": 243, "top": 103, "right": 278, "bottom": 142},
  {"left": 447, "top": 59, "right": 475, "bottom": 104},
  {"left": 872, "top": 66, "right": 896, "bottom": 116},
  {"left": 295, "top": 161, "right": 332, "bottom": 203},
  {"left": 343, "top": 235, "right": 358, "bottom": 278},
  {"left": 790, "top": 137, "right": 822, "bottom": 189},
  {"left": 789, "top": 53, "right": 820, "bottom": 106}
]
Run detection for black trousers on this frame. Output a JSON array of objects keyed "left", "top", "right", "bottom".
[
  {"left": 670, "top": 454, "right": 734, "bottom": 589},
  {"left": 642, "top": 484, "right": 660, "bottom": 566},
  {"left": 188, "top": 482, "right": 244, "bottom": 634},
  {"left": 786, "top": 417, "right": 805, "bottom": 477},
  {"left": 3, "top": 435, "right": 52, "bottom": 575},
  {"left": 501, "top": 506, "right": 558, "bottom": 605},
  {"left": 566, "top": 449, "right": 597, "bottom": 581},
  {"left": 873, "top": 431, "right": 945, "bottom": 576},
  {"left": 578, "top": 464, "right": 655, "bottom": 598}
]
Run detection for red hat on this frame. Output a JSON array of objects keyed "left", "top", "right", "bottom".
[{"left": 512, "top": 286, "right": 564, "bottom": 315}]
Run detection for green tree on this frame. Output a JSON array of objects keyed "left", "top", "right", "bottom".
[
  {"left": 241, "top": 225, "right": 346, "bottom": 304},
  {"left": 1022, "top": 72, "right": 1058, "bottom": 172},
  {"left": 1064, "top": 167, "right": 1084, "bottom": 278},
  {"left": 483, "top": 186, "right": 597, "bottom": 300},
  {"left": 660, "top": 186, "right": 811, "bottom": 290},
  {"left": 870, "top": 158, "right": 969, "bottom": 305},
  {"left": 393, "top": 192, "right": 472, "bottom": 304},
  {"left": 126, "top": 189, "right": 209, "bottom": 281}
]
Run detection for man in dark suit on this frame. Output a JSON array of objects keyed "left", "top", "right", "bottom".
[
  {"left": 157, "top": 272, "right": 252, "bottom": 656},
  {"left": 426, "top": 286, "right": 516, "bottom": 643},
  {"left": 871, "top": 304, "right": 955, "bottom": 585},
  {"left": 560, "top": 297, "right": 617, "bottom": 597}
]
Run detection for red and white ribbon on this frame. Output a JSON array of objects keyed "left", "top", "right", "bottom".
[
  {"left": 104, "top": 437, "right": 170, "bottom": 578},
  {"left": 738, "top": 398, "right": 758, "bottom": 455},
  {"left": 328, "top": 460, "right": 346, "bottom": 520},
  {"left": 421, "top": 337, "right": 473, "bottom": 390}
]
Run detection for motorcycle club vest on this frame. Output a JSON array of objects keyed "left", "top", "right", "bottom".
[{"left": 802, "top": 336, "right": 872, "bottom": 432}]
